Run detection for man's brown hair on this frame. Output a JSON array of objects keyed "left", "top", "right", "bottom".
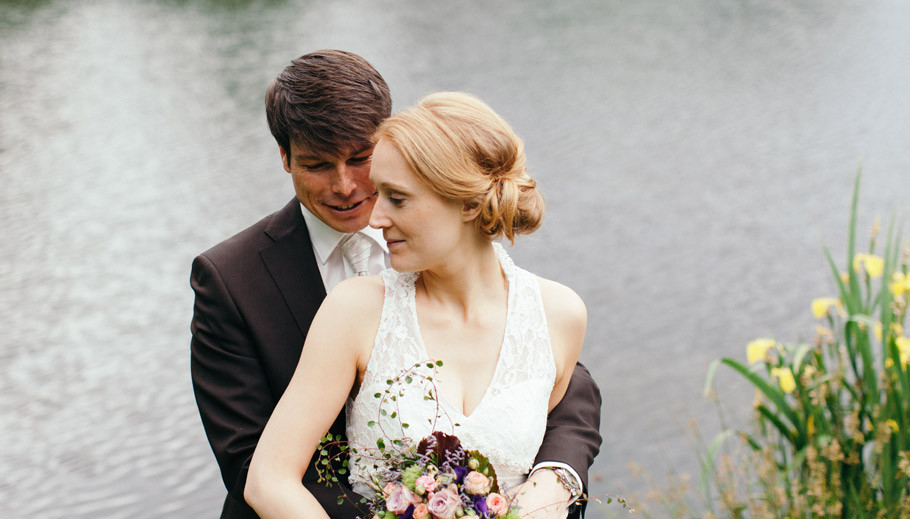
[{"left": 265, "top": 50, "right": 392, "bottom": 163}]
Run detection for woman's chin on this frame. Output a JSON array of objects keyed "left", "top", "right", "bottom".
[
  {"left": 390, "top": 260, "right": 418, "bottom": 273},
  {"left": 389, "top": 254, "right": 422, "bottom": 273}
]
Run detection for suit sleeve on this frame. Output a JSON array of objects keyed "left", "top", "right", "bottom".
[
  {"left": 190, "top": 254, "right": 272, "bottom": 513},
  {"left": 536, "top": 362, "right": 602, "bottom": 489}
]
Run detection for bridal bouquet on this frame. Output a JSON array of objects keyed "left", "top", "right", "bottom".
[
  {"left": 316, "top": 361, "right": 522, "bottom": 518},
  {"left": 362, "top": 431, "right": 519, "bottom": 519}
]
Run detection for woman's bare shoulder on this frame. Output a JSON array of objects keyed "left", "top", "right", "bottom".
[
  {"left": 323, "top": 274, "right": 386, "bottom": 314},
  {"left": 309, "top": 275, "right": 386, "bottom": 354},
  {"left": 536, "top": 276, "right": 587, "bottom": 370},
  {"left": 536, "top": 276, "right": 587, "bottom": 331}
]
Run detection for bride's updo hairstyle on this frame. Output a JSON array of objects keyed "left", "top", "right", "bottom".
[{"left": 374, "top": 92, "right": 544, "bottom": 243}]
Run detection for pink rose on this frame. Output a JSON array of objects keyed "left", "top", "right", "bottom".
[
  {"left": 386, "top": 484, "right": 421, "bottom": 514},
  {"left": 383, "top": 482, "right": 398, "bottom": 496},
  {"left": 485, "top": 493, "right": 509, "bottom": 517},
  {"left": 412, "top": 503, "right": 430, "bottom": 519},
  {"left": 416, "top": 474, "right": 439, "bottom": 493},
  {"left": 463, "top": 471, "right": 491, "bottom": 495},
  {"left": 427, "top": 487, "right": 461, "bottom": 519}
]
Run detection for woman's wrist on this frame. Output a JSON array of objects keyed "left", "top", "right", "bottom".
[{"left": 528, "top": 466, "right": 582, "bottom": 504}]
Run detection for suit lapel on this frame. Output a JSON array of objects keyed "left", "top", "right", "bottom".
[{"left": 259, "top": 199, "right": 327, "bottom": 336}]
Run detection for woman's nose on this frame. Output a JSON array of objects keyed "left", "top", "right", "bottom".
[{"left": 369, "top": 200, "right": 389, "bottom": 229}]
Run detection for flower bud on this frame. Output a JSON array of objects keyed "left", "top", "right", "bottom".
[
  {"left": 415, "top": 485, "right": 425, "bottom": 495},
  {"left": 468, "top": 458, "right": 480, "bottom": 470}
]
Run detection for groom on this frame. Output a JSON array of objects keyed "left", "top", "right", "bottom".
[{"left": 190, "top": 50, "right": 602, "bottom": 518}]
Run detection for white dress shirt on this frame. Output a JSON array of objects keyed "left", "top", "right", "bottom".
[{"left": 300, "top": 204, "right": 389, "bottom": 292}]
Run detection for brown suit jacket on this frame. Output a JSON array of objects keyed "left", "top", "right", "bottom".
[{"left": 190, "top": 198, "right": 602, "bottom": 518}]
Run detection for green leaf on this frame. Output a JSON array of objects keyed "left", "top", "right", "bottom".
[
  {"left": 703, "top": 358, "right": 721, "bottom": 398},
  {"left": 405, "top": 376, "right": 413, "bottom": 383},
  {"left": 756, "top": 404, "right": 796, "bottom": 445},
  {"left": 791, "top": 344, "right": 813, "bottom": 374},
  {"left": 377, "top": 438, "right": 385, "bottom": 450},
  {"left": 699, "top": 429, "right": 736, "bottom": 506},
  {"left": 368, "top": 420, "right": 376, "bottom": 427},
  {"left": 720, "top": 358, "right": 804, "bottom": 445},
  {"left": 436, "top": 360, "right": 443, "bottom": 366}
]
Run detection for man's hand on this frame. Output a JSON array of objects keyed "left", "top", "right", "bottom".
[{"left": 507, "top": 469, "right": 570, "bottom": 519}]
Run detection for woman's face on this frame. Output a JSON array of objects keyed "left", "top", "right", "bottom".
[{"left": 368, "top": 139, "right": 468, "bottom": 272}]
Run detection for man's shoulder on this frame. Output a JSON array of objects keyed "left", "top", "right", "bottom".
[{"left": 197, "top": 199, "right": 305, "bottom": 266}]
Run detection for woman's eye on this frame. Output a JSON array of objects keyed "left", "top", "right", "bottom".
[{"left": 387, "top": 195, "right": 404, "bottom": 206}]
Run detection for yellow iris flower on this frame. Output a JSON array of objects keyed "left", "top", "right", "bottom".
[
  {"left": 771, "top": 367, "right": 797, "bottom": 394},
  {"left": 898, "top": 336, "right": 910, "bottom": 365},
  {"left": 891, "top": 272, "right": 910, "bottom": 296},
  {"left": 853, "top": 253, "right": 884, "bottom": 278},
  {"left": 811, "top": 298, "right": 842, "bottom": 319},
  {"left": 747, "top": 338, "right": 776, "bottom": 364},
  {"left": 887, "top": 419, "right": 900, "bottom": 433}
]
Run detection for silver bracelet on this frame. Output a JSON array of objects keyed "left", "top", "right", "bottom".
[{"left": 539, "top": 467, "right": 583, "bottom": 503}]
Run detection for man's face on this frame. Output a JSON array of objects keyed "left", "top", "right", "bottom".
[{"left": 281, "top": 141, "right": 378, "bottom": 233}]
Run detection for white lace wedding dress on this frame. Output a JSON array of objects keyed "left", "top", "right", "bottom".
[{"left": 345, "top": 243, "right": 556, "bottom": 497}]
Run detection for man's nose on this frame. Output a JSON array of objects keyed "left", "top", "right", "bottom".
[{"left": 332, "top": 164, "right": 356, "bottom": 196}]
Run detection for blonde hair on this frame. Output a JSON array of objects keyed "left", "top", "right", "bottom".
[{"left": 374, "top": 92, "right": 544, "bottom": 243}]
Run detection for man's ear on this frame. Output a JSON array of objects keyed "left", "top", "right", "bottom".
[
  {"left": 462, "top": 200, "right": 482, "bottom": 222},
  {"left": 279, "top": 145, "right": 291, "bottom": 173}
]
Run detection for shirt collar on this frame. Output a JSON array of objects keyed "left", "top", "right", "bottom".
[{"left": 299, "top": 203, "right": 388, "bottom": 265}]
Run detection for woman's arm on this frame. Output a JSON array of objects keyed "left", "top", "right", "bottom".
[
  {"left": 539, "top": 278, "right": 587, "bottom": 412},
  {"left": 244, "top": 276, "right": 383, "bottom": 518},
  {"left": 508, "top": 278, "right": 589, "bottom": 518}
]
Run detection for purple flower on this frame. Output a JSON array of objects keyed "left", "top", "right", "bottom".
[
  {"left": 401, "top": 504, "right": 415, "bottom": 519},
  {"left": 473, "top": 494, "right": 489, "bottom": 518},
  {"left": 453, "top": 466, "right": 467, "bottom": 484}
]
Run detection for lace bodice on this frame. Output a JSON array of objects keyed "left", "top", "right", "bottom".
[{"left": 345, "top": 243, "right": 556, "bottom": 496}]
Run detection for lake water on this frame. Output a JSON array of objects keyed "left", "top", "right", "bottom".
[{"left": 2, "top": 0, "right": 909, "bottom": 517}]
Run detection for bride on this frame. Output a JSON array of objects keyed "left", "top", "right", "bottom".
[{"left": 245, "top": 92, "right": 587, "bottom": 518}]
